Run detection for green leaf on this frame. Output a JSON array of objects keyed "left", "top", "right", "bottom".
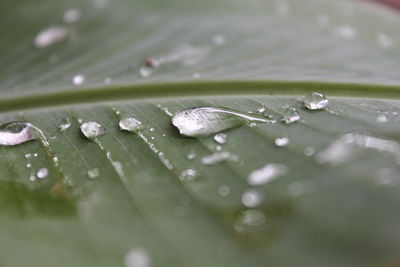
[{"left": 1, "top": 0, "right": 400, "bottom": 266}]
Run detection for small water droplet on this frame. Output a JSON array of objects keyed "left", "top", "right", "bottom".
[
  {"left": 124, "top": 248, "right": 151, "bottom": 267},
  {"left": 304, "top": 146, "right": 315, "bottom": 156},
  {"left": 215, "top": 145, "right": 222, "bottom": 151},
  {"left": 0, "top": 122, "right": 40, "bottom": 146},
  {"left": 25, "top": 153, "right": 32, "bottom": 159},
  {"left": 376, "top": 114, "right": 388, "bottom": 123},
  {"left": 119, "top": 117, "right": 144, "bottom": 133},
  {"left": 241, "top": 189, "right": 264, "bottom": 208},
  {"left": 34, "top": 26, "right": 69, "bottom": 48},
  {"left": 201, "top": 151, "right": 238, "bottom": 165},
  {"left": 26, "top": 163, "right": 32, "bottom": 168},
  {"left": 149, "top": 128, "right": 155, "bottom": 132},
  {"left": 213, "top": 133, "right": 227, "bottom": 144},
  {"left": 192, "top": 72, "right": 201, "bottom": 79},
  {"left": 104, "top": 77, "right": 113, "bottom": 84},
  {"left": 63, "top": 8, "right": 81, "bottom": 24},
  {"left": 33, "top": 153, "right": 38, "bottom": 157},
  {"left": 281, "top": 106, "right": 300, "bottom": 124},
  {"left": 77, "top": 118, "right": 83, "bottom": 124},
  {"left": 287, "top": 182, "right": 306, "bottom": 197},
  {"left": 73, "top": 74, "right": 85, "bottom": 85},
  {"left": 139, "top": 67, "right": 152, "bottom": 78},
  {"left": 335, "top": 25, "right": 356, "bottom": 40},
  {"left": 58, "top": 117, "right": 71, "bottom": 132},
  {"left": 80, "top": 122, "right": 105, "bottom": 140},
  {"left": 87, "top": 168, "right": 100, "bottom": 179},
  {"left": 275, "top": 137, "right": 289, "bottom": 147},
  {"left": 257, "top": 105, "right": 267, "bottom": 114},
  {"left": 29, "top": 175, "right": 36, "bottom": 182},
  {"left": 218, "top": 185, "right": 230, "bottom": 196},
  {"left": 179, "top": 168, "right": 198, "bottom": 181},
  {"left": 212, "top": 34, "right": 226, "bottom": 46},
  {"left": 36, "top": 168, "right": 49, "bottom": 179},
  {"left": 235, "top": 209, "right": 266, "bottom": 231},
  {"left": 303, "top": 92, "right": 329, "bottom": 110},
  {"left": 187, "top": 151, "right": 196, "bottom": 160},
  {"left": 53, "top": 156, "right": 59, "bottom": 163},
  {"left": 172, "top": 106, "right": 272, "bottom": 137},
  {"left": 248, "top": 163, "right": 287, "bottom": 186},
  {"left": 376, "top": 33, "right": 393, "bottom": 48}
]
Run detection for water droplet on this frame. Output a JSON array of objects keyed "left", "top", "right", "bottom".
[
  {"left": 376, "top": 114, "right": 388, "bottom": 123},
  {"left": 26, "top": 163, "right": 32, "bottom": 168},
  {"left": 303, "top": 92, "right": 329, "bottom": 110},
  {"left": 248, "top": 163, "right": 287, "bottom": 186},
  {"left": 0, "top": 122, "right": 40, "bottom": 146},
  {"left": 158, "top": 152, "right": 173, "bottom": 170},
  {"left": 281, "top": 106, "right": 300, "bottom": 124},
  {"left": 335, "top": 25, "right": 356, "bottom": 40},
  {"left": 124, "top": 248, "right": 151, "bottom": 267},
  {"left": 33, "top": 153, "right": 38, "bottom": 157},
  {"left": 275, "top": 137, "right": 289, "bottom": 147},
  {"left": 235, "top": 209, "right": 266, "bottom": 231},
  {"left": 34, "top": 26, "right": 69, "bottom": 48},
  {"left": 73, "top": 74, "right": 85, "bottom": 85},
  {"left": 304, "top": 146, "right": 315, "bottom": 156},
  {"left": 257, "top": 105, "right": 267, "bottom": 114},
  {"left": 25, "top": 153, "right": 32, "bottom": 159},
  {"left": 241, "top": 189, "right": 264, "bottom": 208},
  {"left": 29, "top": 175, "right": 36, "bottom": 182},
  {"left": 36, "top": 168, "right": 49, "bottom": 179},
  {"left": 80, "top": 122, "right": 105, "bottom": 140},
  {"left": 58, "top": 117, "right": 71, "bottom": 132},
  {"left": 179, "top": 168, "right": 197, "bottom": 181},
  {"left": 138, "top": 67, "right": 152, "bottom": 78},
  {"left": 77, "top": 118, "right": 83, "bottom": 124},
  {"left": 287, "top": 182, "right": 306, "bottom": 197},
  {"left": 149, "top": 128, "right": 155, "bottom": 132},
  {"left": 172, "top": 106, "right": 272, "bottom": 137},
  {"left": 104, "top": 77, "right": 113, "bottom": 84},
  {"left": 215, "top": 145, "right": 222, "bottom": 151},
  {"left": 218, "top": 185, "right": 230, "bottom": 196},
  {"left": 192, "top": 72, "right": 201, "bottom": 79},
  {"left": 87, "top": 168, "right": 100, "bottom": 179},
  {"left": 119, "top": 117, "right": 144, "bottom": 133},
  {"left": 63, "top": 8, "right": 81, "bottom": 24},
  {"left": 212, "top": 34, "right": 226, "bottom": 46},
  {"left": 201, "top": 151, "right": 238, "bottom": 165},
  {"left": 53, "top": 156, "right": 59, "bottom": 163},
  {"left": 213, "top": 133, "right": 227, "bottom": 144},
  {"left": 187, "top": 151, "right": 196, "bottom": 160},
  {"left": 376, "top": 33, "right": 393, "bottom": 48}
]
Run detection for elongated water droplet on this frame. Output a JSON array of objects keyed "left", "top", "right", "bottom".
[
  {"left": 87, "top": 168, "right": 100, "bottom": 179},
  {"left": 241, "top": 189, "right": 264, "bottom": 208},
  {"left": 303, "top": 92, "right": 329, "bottom": 110},
  {"left": 63, "top": 8, "right": 81, "bottom": 24},
  {"left": 0, "top": 122, "right": 39, "bottom": 146},
  {"left": 124, "top": 248, "right": 151, "bottom": 267},
  {"left": 73, "top": 74, "right": 85, "bottom": 85},
  {"left": 34, "top": 26, "right": 69, "bottom": 48},
  {"left": 281, "top": 106, "right": 300, "bottom": 124},
  {"left": 59, "top": 117, "right": 71, "bottom": 132},
  {"left": 248, "top": 163, "right": 287, "bottom": 186},
  {"left": 80, "top": 122, "right": 105, "bottom": 140},
  {"left": 179, "top": 168, "right": 198, "bottom": 181},
  {"left": 119, "top": 117, "right": 144, "bottom": 133},
  {"left": 201, "top": 151, "right": 238, "bottom": 165},
  {"left": 213, "top": 133, "right": 227, "bottom": 144},
  {"left": 275, "top": 137, "right": 289, "bottom": 147},
  {"left": 172, "top": 106, "right": 271, "bottom": 137},
  {"left": 36, "top": 168, "right": 49, "bottom": 179}
]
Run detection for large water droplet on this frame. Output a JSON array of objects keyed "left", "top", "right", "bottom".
[
  {"left": 34, "top": 26, "right": 69, "bottom": 48},
  {"left": 303, "top": 92, "right": 329, "bottom": 110},
  {"left": 0, "top": 122, "right": 39, "bottom": 146},
  {"left": 241, "top": 189, "right": 264, "bottom": 208},
  {"left": 281, "top": 106, "right": 300, "bottom": 124},
  {"left": 248, "top": 163, "right": 287, "bottom": 186},
  {"left": 63, "top": 8, "right": 81, "bottom": 24},
  {"left": 124, "top": 248, "right": 151, "bottom": 267},
  {"left": 172, "top": 106, "right": 272, "bottom": 137},
  {"left": 59, "top": 117, "right": 71, "bottom": 132},
  {"left": 80, "top": 122, "right": 105, "bottom": 140},
  {"left": 201, "top": 151, "right": 238, "bottom": 165},
  {"left": 36, "top": 168, "right": 49, "bottom": 179},
  {"left": 119, "top": 117, "right": 144, "bottom": 133}
]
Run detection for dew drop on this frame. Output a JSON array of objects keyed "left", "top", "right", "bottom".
[
  {"left": 0, "top": 122, "right": 40, "bottom": 146},
  {"left": 213, "top": 133, "right": 227, "bottom": 144},
  {"left": 172, "top": 106, "right": 272, "bottom": 137},
  {"left": 34, "top": 26, "right": 69, "bottom": 48},
  {"left": 215, "top": 145, "right": 222, "bottom": 151},
  {"left": 303, "top": 92, "right": 329, "bottom": 110},
  {"left": 87, "top": 168, "right": 100, "bottom": 179},
  {"left": 179, "top": 168, "right": 198, "bottom": 181},
  {"left": 119, "top": 117, "right": 144, "bottom": 133},
  {"left": 218, "top": 185, "right": 230, "bottom": 196},
  {"left": 241, "top": 189, "right": 264, "bottom": 208},
  {"left": 201, "top": 151, "right": 238, "bottom": 165},
  {"left": 63, "top": 8, "right": 81, "bottom": 24},
  {"left": 248, "top": 163, "right": 287, "bottom": 186},
  {"left": 275, "top": 137, "right": 289, "bottom": 147},
  {"left": 124, "top": 248, "right": 151, "bottom": 267},
  {"left": 59, "top": 117, "right": 71, "bottom": 132},
  {"left": 281, "top": 106, "right": 300, "bottom": 124},
  {"left": 73, "top": 74, "right": 85, "bottom": 85},
  {"left": 53, "top": 156, "right": 59, "bottom": 163},
  {"left": 80, "top": 122, "right": 105, "bottom": 140},
  {"left": 29, "top": 175, "right": 36, "bottom": 182},
  {"left": 36, "top": 168, "right": 49, "bottom": 179}
]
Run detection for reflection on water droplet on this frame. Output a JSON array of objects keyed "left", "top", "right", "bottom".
[
  {"left": 248, "top": 163, "right": 287, "bottom": 186},
  {"left": 376, "top": 114, "right": 388, "bottom": 123},
  {"left": 172, "top": 106, "right": 271, "bottom": 137},
  {"left": 124, "top": 248, "right": 151, "bottom": 267},
  {"left": 241, "top": 189, "right": 264, "bottom": 208},
  {"left": 73, "top": 74, "right": 85, "bottom": 85},
  {"left": 87, "top": 168, "right": 100, "bottom": 179},
  {"left": 34, "top": 26, "right": 69, "bottom": 48},
  {"left": 0, "top": 122, "right": 40, "bottom": 146},
  {"left": 63, "top": 8, "right": 81, "bottom": 24},
  {"left": 281, "top": 106, "right": 300, "bottom": 124},
  {"left": 36, "top": 168, "right": 49, "bottom": 179},
  {"left": 214, "top": 133, "right": 227, "bottom": 144},
  {"left": 218, "top": 185, "right": 230, "bottom": 196},
  {"left": 201, "top": 151, "right": 238, "bottom": 165},
  {"left": 275, "top": 137, "right": 289, "bottom": 147},
  {"left": 80, "top": 122, "right": 105, "bottom": 140},
  {"left": 335, "top": 25, "right": 356, "bottom": 40},
  {"left": 119, "top": 117, "right": 144, "bottom": 133},
  {"left": 59, "top": 117, "right": 71, "bottom": 132},
  {"left": 179, "top": 168, "right": 197, "bottom": 181},
  {"left": 376, "top": 33, "right": 393, "bottom": 48},
  {"left": 303, "top": 92, "right": 328, "bottom": 110},
  {"left": 212, "top": 34, "right": 226, "bottom": 46}
]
